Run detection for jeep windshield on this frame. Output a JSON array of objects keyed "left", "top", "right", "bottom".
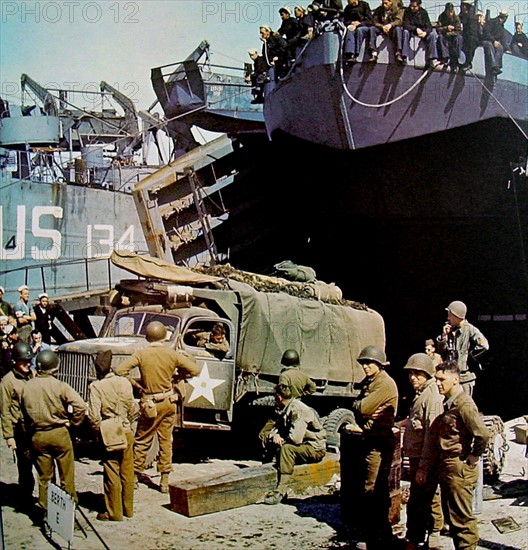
[{"left": 109, "top": 311, "right": 181, "bottom": 340}]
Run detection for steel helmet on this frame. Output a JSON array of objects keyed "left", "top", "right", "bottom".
[
  {"left": 403, "top": 353, "right": 435, "bottom": 378},
  {"left": 12, "top": 342, "right": 32, "bottom": 362},
  {"left": 145, "top": 321, "right": 167, "bottom": 342},
  {"left": 36, "top": 350, "right": 59, "bottom": 373},
  {"left": 357, "top": 345, "right": 389, "bottom": 367},
  {"left": 281, "top": 349, "right": 300, "bottom": 367},
  {"left": 446, "top": 300, "right": 467, "bottom": 319}
]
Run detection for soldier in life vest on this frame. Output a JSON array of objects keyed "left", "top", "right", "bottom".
[
  {"left": 116, "top": 321, "right": 199, "bottom": 493},
  {"left": 0, "top": 342, "right": 35, "bottom": 506},
  {"left": 88, "top": 350, "right": 138, "bottom": 521},
  {"left": 22, "top": 350, "right": 86, "bottom": 512}
]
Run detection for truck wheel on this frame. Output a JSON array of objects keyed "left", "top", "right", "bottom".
[
  {"left": 482, "top": 415, "right": 508, "bottom": 483},
  {"left": 323, "top": 408, "right": 357, "bottom": 451}
]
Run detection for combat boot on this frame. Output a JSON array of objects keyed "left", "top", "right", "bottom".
[{"left": 160, "top": 472, "right": 170, "bottom": 493}]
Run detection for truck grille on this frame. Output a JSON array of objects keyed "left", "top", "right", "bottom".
[{"left": 58, "top": 352, "right": 96, "bottom": 401}]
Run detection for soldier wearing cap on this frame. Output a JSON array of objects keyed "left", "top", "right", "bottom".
[
  {"left": 436, "top": 300, "right": 488, "bottom": 396},
  {"left": 0, "top": 342, "right": 35, "bottom": 504},
  {"left": 88, "top": 350, "right": 137, "bottom": 521},
  {"left": 21, "top": 350, "right": 86, "bottom": 512},
  {"left": 14, "top": 285, "right": 36, "bottom": 344},
  {"left": 346, "top": 345, "right": 398, "bottom": 549},
  {"left": 116, "top": 321, "right": 199, "bottom": 493},
  {"left": 402, "top": 353, "right": 444, "bottom": 550},
  {"left": 418, "top": 360, "right": 489, "bottom": 550}
]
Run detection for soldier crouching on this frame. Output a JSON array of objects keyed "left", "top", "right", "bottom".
[{"left": 261, "top": 383, "right": 326, "bottom": 505}]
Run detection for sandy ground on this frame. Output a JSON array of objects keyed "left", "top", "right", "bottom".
[{"left": 1, "top": 418, "right": 527, "bottom": 550}]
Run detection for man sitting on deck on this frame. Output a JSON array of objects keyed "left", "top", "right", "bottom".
[{"left": 261, "top": 384, "right": 326, "bottom": 504}]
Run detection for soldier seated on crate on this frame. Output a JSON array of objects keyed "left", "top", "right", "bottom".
[{"left": 261, "top": 384, "right": 326, "bottom": 504}]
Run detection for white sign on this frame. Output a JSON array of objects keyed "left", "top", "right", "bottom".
[{"left": 47, "top": 483, "right": 75, "bottom": 544}]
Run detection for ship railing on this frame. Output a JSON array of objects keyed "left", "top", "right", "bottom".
[
  {"left": 1, "top": 148, "right": 157, "bottom": 194},
  {"left": 0, "top": 253, "right": 146, "bottom": 297}
]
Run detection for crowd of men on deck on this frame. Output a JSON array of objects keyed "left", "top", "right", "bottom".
[
  {"left": 0, "top": 286, "right": 493, "bottom": 549},
  {"left": 246, "top": 1, "right": 527, "bottom": 102}
]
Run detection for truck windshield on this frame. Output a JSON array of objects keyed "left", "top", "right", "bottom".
[{"left": 110, "top": 312, "right": 180, "bottom": 340}]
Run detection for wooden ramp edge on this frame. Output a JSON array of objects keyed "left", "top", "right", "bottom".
[{"left": 168, "top": 453, "right": 340, "bottom": 517}]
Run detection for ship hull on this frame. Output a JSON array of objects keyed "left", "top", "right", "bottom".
[
  {"left": 0, "top": 178, "right": 147, "bottom": 303},
  {"left": 264, "top": 31, "right": 528, "bottom": 150}
]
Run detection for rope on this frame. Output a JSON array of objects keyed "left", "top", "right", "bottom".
[{"left": 466, "top": 67, "right": 528, "bottom": 142}]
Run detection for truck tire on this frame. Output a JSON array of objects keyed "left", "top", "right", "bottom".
[
  {"left": 482, "top": 415, "right": 508, "bottom": 483},
  {"left": 323, "top": 408, "right": 357, "bottom": 451}
]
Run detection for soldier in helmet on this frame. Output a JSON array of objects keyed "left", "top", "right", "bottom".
[
  {"left": 21, "top": 350, "right": 86, "bottom": 513},
  {"left": 436, "top": 300, "right": 488, "bottom": 396},
  {"left": 402, "top": 353, "right": 444, "bottom": 550},
  {"left": 278, "top": 349, "right": 317, "bottom": 399},
  {"left": 346, "top": 345, "right": 398, "bottom": 549},
  {"left": 116, "top": 321, "right": 199, "bottom": 493},
  {"left": 0, "top": 342, "right": 35, "bottom": 504}
]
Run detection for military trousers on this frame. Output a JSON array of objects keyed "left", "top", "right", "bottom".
[
  {"left": 353, "top": 435, "right": 395, "bottom": 548},
  {"left": 102, "top": 431, "right": 134, "bottom": 520},
  {"left": 31, "top": 426, "right": 76, "bottom": 510},
  {"left": 134, "top": 397, "right": 176, "bottom": 474},
  {"left": 439, "top": 456, "right": 479, "bottom": 550},
  {"left": 278, "top": 442, "right": 325, "bottom": 475},
  {"left": 13, "top": 422, "right": 35, "bottom": 500},
  {"left": 406, "top": 457, "right": 444, "bottom": 544}
]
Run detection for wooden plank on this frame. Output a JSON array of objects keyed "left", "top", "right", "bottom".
[{"left": 168, "top": 453, "right": 340, "bottom": 517}]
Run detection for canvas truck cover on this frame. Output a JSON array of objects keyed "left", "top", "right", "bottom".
[{"left": 229, "top": 280, "right": 385, "bottom": 385}]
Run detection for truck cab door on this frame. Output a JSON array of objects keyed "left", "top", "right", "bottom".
[{"left": 180, "top": 318, "right": 236, "bottom": 427}]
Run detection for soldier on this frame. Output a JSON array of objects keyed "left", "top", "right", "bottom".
[
  {"left": 417, "top": 361, "right": 490, "bottom": 550},
  {"left": 0, "top": 342, "right": 35, "bottom": 504},
  {"left": 278, "top": 349, "right": 317, "bottom": 399},
  {"left": 88, "top": 350, "right": 137, "bottom": 521},
  {"left": 0, "top": 285, "right": 14, "bottom": 319},
  {"left": 262, "top": 384, "right": 326, "bottom": 504},
  {"left": 14, "top": 285, "right": 36, "bottom": 344},
  {"left": 34, "top": 293, "right": 54, "bottom": 345},
  {"left": 22, "top": 350, "right": 86, "bottom": 512},
  {"left": 482, "top": 10, "right": 510, "bottom": 75},
  {"left": 436, "top": 300, "right": 488, "bottom": 396},
  {"left": 346, "top": 345, "right": 398, "bottom": 550},
  {"left": 402, "top": 353, "right": 444, "bottom": 550},
  {"left": 188, "top": 323, "right": 229, "bottom": 356},
  {"left": 116, "top": 321, "right": 199, "bottom": 493}
]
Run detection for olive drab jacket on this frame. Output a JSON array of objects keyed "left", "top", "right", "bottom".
[
  {"left": 0, "top": 369, "right": 34, "bottom": 439},
  {"left": 279, "top": 367, "right": 316, "bottom": 399},
  {"left": 88, "top": 372, "right": 138, "bottom": 432},
  {"left": 22, "top": 373, "right": 86, "bottom": 431},
  {"left": 116, "top": 342, "right": 200, "bottom": 398}
]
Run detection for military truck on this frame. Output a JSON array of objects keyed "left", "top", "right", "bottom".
[{"left": 57, "top": 252, "right": 385, "bottom": 448}]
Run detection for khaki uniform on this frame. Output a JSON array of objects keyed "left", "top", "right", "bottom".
[
  {"left": 437, "top": 320, "right": 488, "bottom": 395},
  {"left": 278, "top": 367, "right": 316, "bottom": 399},
  {"left": 403, "top": 377, "right": 444, "bottom": 544},
  {"left": 0, "top": 369, "right": 35, "bottom": 499},
  {"left": 22, "top": 373, "right": 86, "bottom": 509},
  {"left": 351, "top": 369, "right": 398, "bottom": 547},
  {"left": 421, "top": 387, "right": 490, "bottom": 550},
  {"left": 88, "top": 373, "right": 138, "bottom": 521},
  {"left": 193, "top": 331, "right": 229, "bottom": 355},
  {"left": 116, "top": 343, "right": 199, "bottom": 475},
  {"left": 265, "top": 398, "right": 326, "bottom": 474}
]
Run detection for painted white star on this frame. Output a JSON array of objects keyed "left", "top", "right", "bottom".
[{"left": 187, "top": 362, "right": 225, "bottom": 406}]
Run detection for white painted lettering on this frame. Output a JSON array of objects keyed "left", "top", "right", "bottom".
[{"left": 31, "top": 206, "right": 63, "bottom": 260}]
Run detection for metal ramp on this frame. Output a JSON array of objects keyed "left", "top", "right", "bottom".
[{"left": 133, "top": 134, "right": 242, "bottom": 267}]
